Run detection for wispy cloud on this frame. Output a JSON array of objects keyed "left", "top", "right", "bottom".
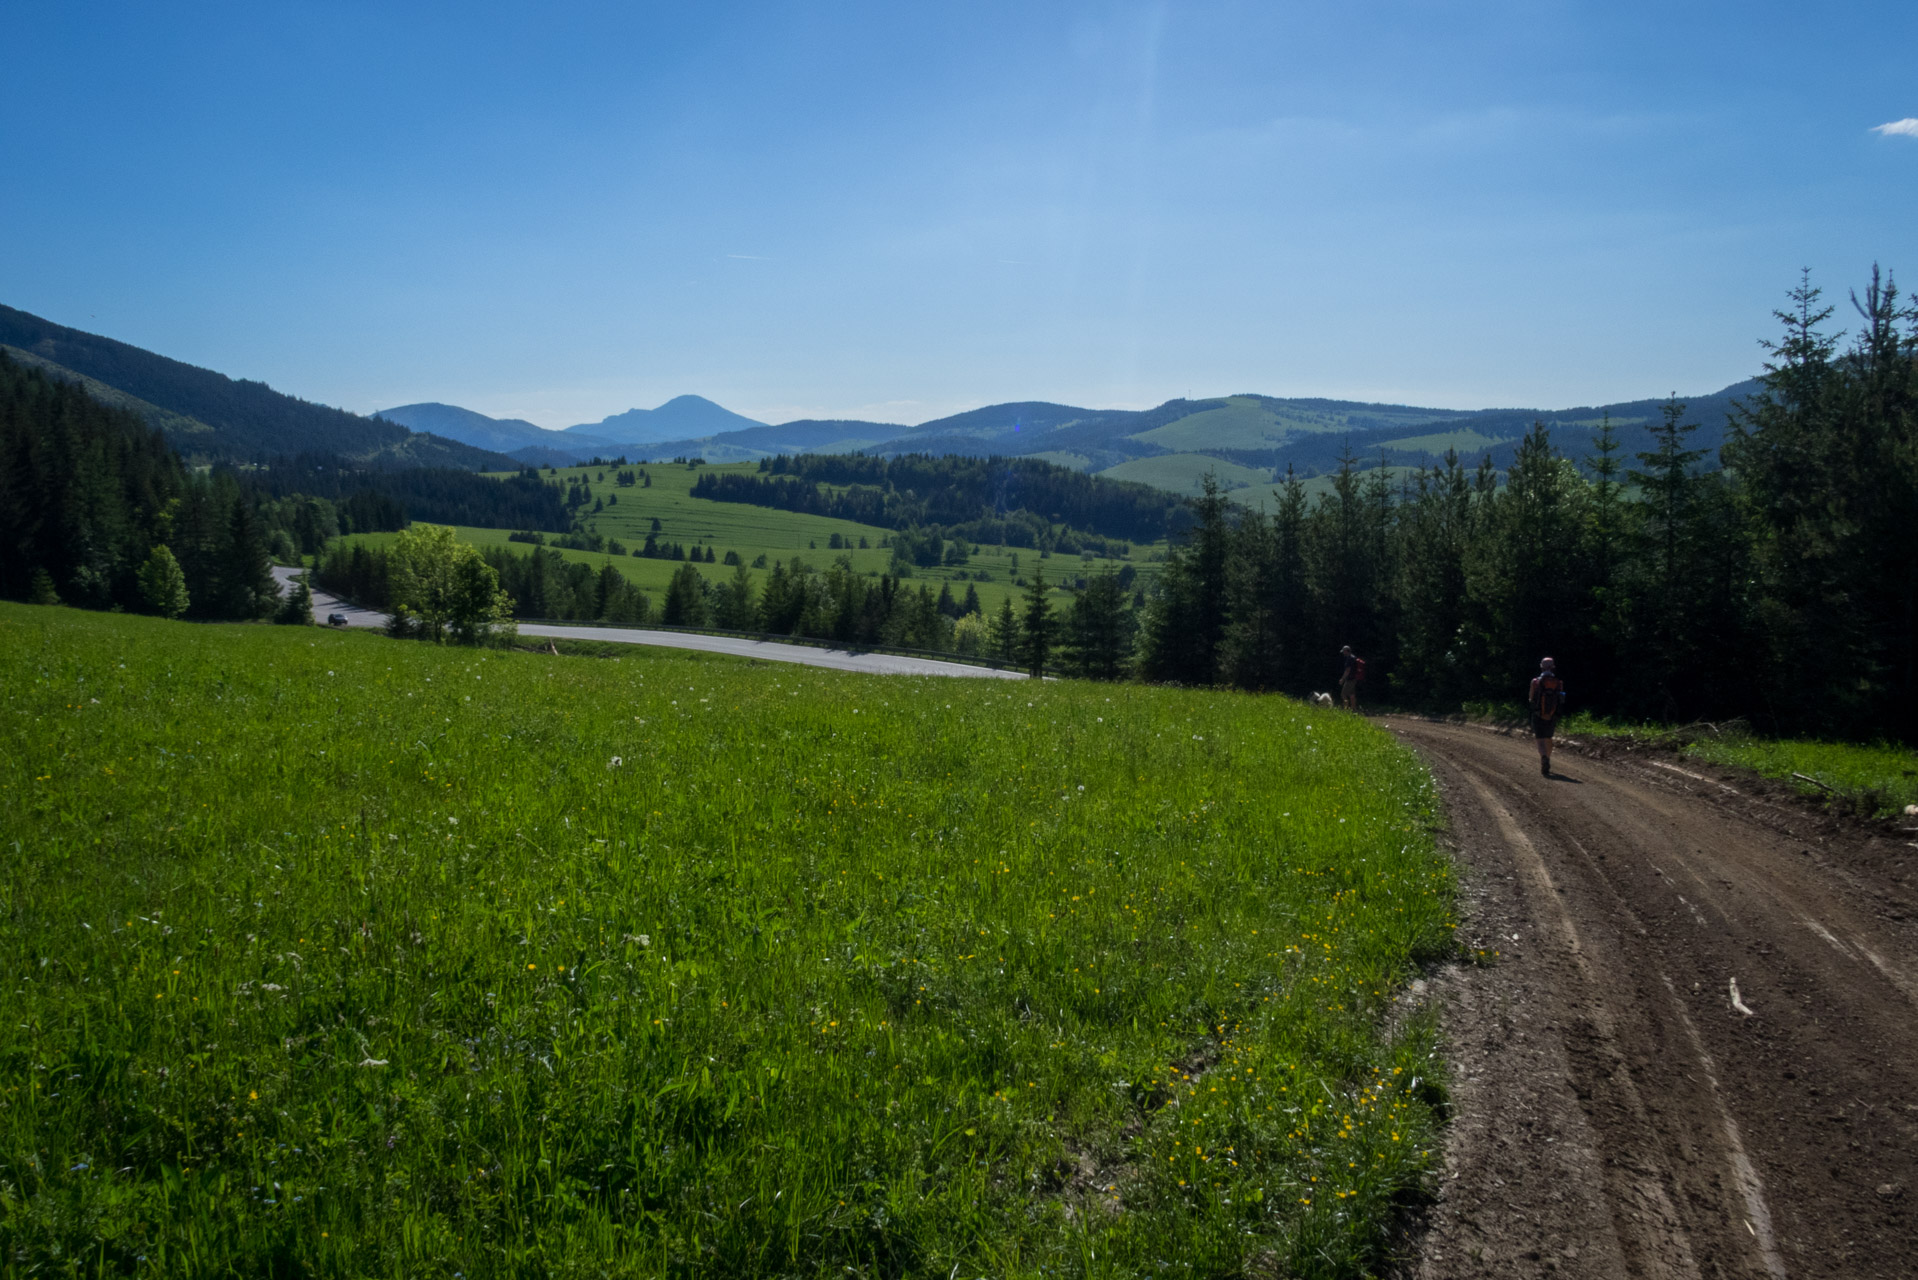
[
  {"left": 725, "top": 253, "right": 771, "bottom": 260},
  {"left": 1871, "top": 118, "right": 1918, "bottom": 138}
]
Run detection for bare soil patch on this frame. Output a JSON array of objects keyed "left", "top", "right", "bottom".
[{"left": 1384, "top": 718, "right": 1918, "bottom": 1278}]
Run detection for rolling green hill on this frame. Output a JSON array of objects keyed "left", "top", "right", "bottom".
[
  {"left": 1097, "top": 452, "right": 1271, "bottom": 496},
  {"left": 577, "top": 382, "right": 1760, "bottom": 496},
  {"left": 341, "top": 460, "right": 1156, "bottom": 619},
  {"left": 0, "top": 304, "right": 517, "bottom": 468}
]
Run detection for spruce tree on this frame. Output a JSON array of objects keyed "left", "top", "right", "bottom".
[
  {"left": 1392, "top": 454, "right": 1473, "bottom": 703},
  {"left": 991, "top": 597, "right": 1018, "bottom": 664},
  {"left": 595, "top": 561, "right": 625, "bottom": 620},
  {"left": 1220, "top": 509, "right": 1281, "bottom": 689},
  {"left": 1021, "top": 563, "right": 1054, "bottom": 678},
  {"left": 219, "top": 495, "right": 275, "bottom": 619},
  {"left": 1066, "top": 570, "right": 1134, "bottom": 680},
  {"left": 1139, "top": 473, "right": 1231, "bottom": 684},
  {"left": 273, "top": 567, "right": 310, "bottom": 625},
  {"left": 27, "top": 568, "right": 60, "bottom": 606},
  {"left": 662, "top": 561, "right": 710, "bottom": 626}
]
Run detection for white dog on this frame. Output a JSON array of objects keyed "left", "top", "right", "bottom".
[{"left": 1310, "top": 692, "right": 1335, "bottom": 708}]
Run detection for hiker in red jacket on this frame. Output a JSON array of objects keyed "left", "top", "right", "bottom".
[
  {"left": 1528, "top": 657, "right": 1567, "bottom": 777},
  {"left": 1339, "top": 645, "right": 1363, "bottom": 712}
]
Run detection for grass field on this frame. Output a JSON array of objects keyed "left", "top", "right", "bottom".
[
  {"left": 1095, "top": 454, "right": 1271, "bottom": 497},
  {"left": 419, "top": 461, "right": 1153, "bottom": 618},
  {"left": 2, "top": 604, "right": 1455, "bottom": 1278},
  {"left": 1554, "top": 713, "right": 1918, "bottom": 817},
  {"left": 1374, "top": 429, "right": 1507, "bottom": 456}
]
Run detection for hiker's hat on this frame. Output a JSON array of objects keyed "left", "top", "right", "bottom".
[{"left": 1340, "top": 644, "right": 1352, "bottom": 653}]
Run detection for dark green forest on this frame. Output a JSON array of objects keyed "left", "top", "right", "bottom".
[
  {"left": 1135, "top": 271, "right": 1917, "bottom": 741},
  {"left": 0, "top": 350, "right": 276, "bottom": 619},
  {"left": 248, "top": 457, "right": 570, "bottom": 542},
  {"left": 695, "top": 453, "right": 1183, "bottom": 547},
  {"left": 0, "top": 350, "right": 569, "bottom": 615}
]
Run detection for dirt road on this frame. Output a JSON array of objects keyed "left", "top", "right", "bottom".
[{"left": 1386, "top": 718, "right": 1918, "bottom": 1279}]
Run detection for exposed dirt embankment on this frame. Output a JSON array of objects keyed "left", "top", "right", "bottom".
[{"left": 1387, "top": 718, "right": 1918, "bottom": 1279}]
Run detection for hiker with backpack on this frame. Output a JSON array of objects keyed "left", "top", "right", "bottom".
[
  {"left": 1529, "top": 657, "right": 1567, "bottom": 776},
  {"left": 1338, "top": 645, "right": 1365, "bottom": 712}
]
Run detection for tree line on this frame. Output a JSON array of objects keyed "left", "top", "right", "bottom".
[
  {"left": 0, "top": 349, "right": 278, "bottom": 620},
  {"left": 699, "top": 452, "right": 1182, "bottom": 545},
  {"left": 247, "top": 456, "right": 570, "bottom": 537},
  {"left": 315, "top": 535, "right": 1145, "bottom": 669},
  {"left": 0, "top": 348, "right": 577, "bottom": 622},
  {"left": 1135, "top": 271, "right": 1917, "bottom": 741}
]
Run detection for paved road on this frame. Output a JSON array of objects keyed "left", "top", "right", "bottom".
[
  {"left": 271, "top": 565, "right": 386, "bottom": 629},
  {"left": 1391, "top": 718, "right": 1918, "bottom": 1280},
  {"left": 268, "top": 566, "right": 1025, "bottom": 679}
]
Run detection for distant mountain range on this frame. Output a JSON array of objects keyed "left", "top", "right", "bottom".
[
  {"left": 389, "top": 382, "right": 1765, "bottom": 499},
  {"left": 564, "top": 395, "right": 765, "bottom": 443},
  {"left": 2, "top": 300, "right": 1765, "bottom": 499},
  {"left": 375, "top": 395, "right": 772, "bottom": 466},
  {"left": 0, "top": 304, "right": 516, "bottom": 470}
]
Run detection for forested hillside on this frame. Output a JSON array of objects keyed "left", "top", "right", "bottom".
[
  {"left": 0, "top": 349, "right": 277, "bottom": 618},
  {"left": 0, "top": 304, "right": 514, "bottom": 468},
  {"left": 249, "top": 457, "right": 570, "bottom": 539},
  {"left": 694, "top": 453, "right": 1184, "bottom": 546},
  {"left": 0, "top": 349, "right": 574, "bottom": 608},
  {"left": 1133, "top": 272, "right": 1917, "bottom": 741}
]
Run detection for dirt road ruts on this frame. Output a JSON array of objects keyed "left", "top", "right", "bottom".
[{"left": 1385, "top": 718, "right": 1918, "bottom": 1278}]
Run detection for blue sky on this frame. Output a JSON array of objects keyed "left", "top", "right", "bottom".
[{"left": 3, "top": 2, "right": 1914, "bottom": 427}]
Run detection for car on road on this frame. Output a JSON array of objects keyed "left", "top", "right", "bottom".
[{"left": 326, "top": 612, "right": 349, "bottom": 626}]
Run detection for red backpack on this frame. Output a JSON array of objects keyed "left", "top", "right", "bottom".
[
  {"left": 1534, "top": 672, "right": 1563, "bottom": 721},
  {"left": 1353, "top": 656, "right": 1367, "bottom": 684}
]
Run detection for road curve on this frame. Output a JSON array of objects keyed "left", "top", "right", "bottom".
[
  {"left": 1388, "top": 717, "right": 1918, "bottom": 1279},
  {"left": 268, "top": 566, "right": 1025, "bottom": 680}
]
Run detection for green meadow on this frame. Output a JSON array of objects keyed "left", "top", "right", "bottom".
[
  {"left": 1094, "top": 455, "right": 1271, "bottom": 499},
  {"left": 395, "top": 460, "right": 1156, "bottom": 620},
  {"left": 2, "top": 604, "right": 1455, "bottom": 1278}
]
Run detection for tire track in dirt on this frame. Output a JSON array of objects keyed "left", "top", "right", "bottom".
[{"left": 1386, "top": 718, "right": 1918, "bottom": 1278}]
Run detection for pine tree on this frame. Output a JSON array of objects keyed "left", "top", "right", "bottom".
[
  {"left": 1624, "top": 398, "right": 1725, "bottom": 716},
  {"left": 715, "top": 562, "right": 758, "bottom": 630},
  {"left": 595, "top": 561, "right": 625, "bottom": 620},
  {"left": 1021, "top": 563, "right": 1054, "bottom": 678},
  {"left": 273, "top": 567, "right": 310, "bottom": 625},
  {"left": 1219, "top": 510, "right": 1281, "bottom": 689},
  {"left": 662, "top": 561, "right": 709, "bottom": 626},
  {"left": 1066, "top": 570, "right": 1134, "bottom": 680},
  {"left": 1393, "top": 454, "right": 1474, "bottom": 702},
  {"left": 27, "top": 568, "right": 60, "bottom": 606},
  {"left": 1139, "top": 473, "right": 1231, "bottom": 684},
  {"left": 991, "top": 597, "right": 1018, "bottom": 664},
  {"left": 219, "top": 494, "right": 275, "bottom": 619}
]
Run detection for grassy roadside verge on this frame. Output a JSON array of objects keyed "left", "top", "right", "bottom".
[
  {"left": 1534, "top": 711, "right": 1918, "bottom": 819},
  {"left": 2, "top": 603, "right": 1454, "bottom": 1278}
]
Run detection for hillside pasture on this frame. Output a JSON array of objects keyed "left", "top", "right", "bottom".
[
  {"left": 1095, "top": 453, "right": 1271, "bottom": 497},
  {"left": 435, "top": 459, "right": 1154, "bottom": 618},
  {"left": 1, "top": 604, "right": 1454, "bottom": 1278}
]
